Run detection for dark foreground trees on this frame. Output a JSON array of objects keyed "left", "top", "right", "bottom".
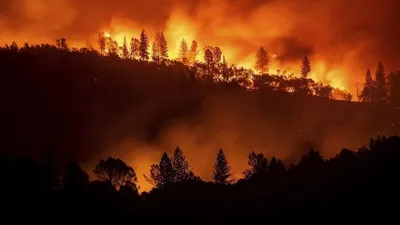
[{"left": 2, "top": 135, "right": 400, "bottom": 223}]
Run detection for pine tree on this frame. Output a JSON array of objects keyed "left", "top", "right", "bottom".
[
  {"left": 152, "top": 39, "right": 159, "bottom": 64},
  {"left": 375, "top": 62, "right": 387, "bottom": 103},
  {"left": 389, "top": 71, "right": 400, "bottom": 105},
  {"left": 145, "top": 152, "right": 174, "bottom": 188},
  {"left": 179, "top": 38, "right": 189, "bottom": 65},
  {"left": 159, "top": 32, "right": 168, "bottom": 63},
  {"left": 152, "top": 32, "right": 168, "bottom": 64},
  {"left": 212, "top": 148, "right": 233, "bottom": 185},
  {"left": 130, "top": 38, "right": 140, "bottom": 59},
  {"left": 204, "top": 48, "right": 214, "bottom": 78},
  {"left": 108, "top": 40, "right": 119, "bottom": 57},
  {"left": 172, "top": 146, "right": 193, "bottom": 183},
  {"left": 268, "top": 157, "right": 286, "bottom": 176},
  {"left": 189, "top": 40, "right": 198, "bottom": 64},
  {"left": 243, "top": 151, "right": 268, "bottom": 179},
  {"left": 98, "top": 32, "right": 106, "bottom": 56},
  {"left": 255, "top": 47, "right": 269, "bottom": 74},
  {"left": 56, "top": 38, "right": 68, "bottom": 51},
  {"left": 221, "top": 56, "right": 230, "bottom": 82},
  {"left": 10, "top": 41, "right": 19, "bottom": 52},
  {"left": 139, "top": 29, "right": 149, "bottom": 61},
  {"left": 360, "top": 69, "right": 375, "bottom": 102},
  {"left": 122, "top": 36, "right": 129, "bottom": 59},
  {"left": 213, "top": 47, "right": 222, "bottom": 65},
  {"left": 301, "top": 56, "right": 311, "bottom": 78}
]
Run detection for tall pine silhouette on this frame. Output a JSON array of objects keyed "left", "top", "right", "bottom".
[
  {"left": 301, "top": 56, "right": 311, "bottom": 78},
  {"left": 213, "top": 148, "right": 233, "bottom": 185},
  {"left": 179, "top": 38, "right": 189, "bottom": 65},
  {"left": 375, "top": 62, "right": 387, "bottom": 103},
  {"left": 139, "top": 29, "right": 150, "bottom": 61},
  {"left": 255, "top": 47, "right": 269, "bottom": 75},
  {"left": 171, "top": 146, "right": 193, "bottom": 183},
  {"left": 145, "top": 152, "right": 174, "bottom": 188},
  {"left": 360, "top": 69, "right": 374, "bottom": 102},
  {"left": 130, "top": 38, "right": 140, "bottom": 59},
  {"left": 122, "top": 36, "right": 129, "bottom": 59}
]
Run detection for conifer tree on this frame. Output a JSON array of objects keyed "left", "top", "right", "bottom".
[
  {"left": 152, "top": 40, "right": 159, "bottom": 64},
  {"left": 189, "top": 40, "right": 198, "bottom": 64},
  {"left": 122, "top": 36, "right": 129, "bottom": 59},
  {"left": 179, "top": 38, "right": 189, "bottom": 65},
  {"left": 268, "top": 157, "right": 286, "bottom": 176},
  {"left": 107, "top": 40, "right": 119, "bottom": 57},
  {"left": 255, "top": 47, "right": 269, "bottom": 74},
  {"left": 375, "top": 62, "right": 387, "bottom": 102},
  {"left": 389, "top": 71, "right": 400, "bottom": 105},
  {"left": 159, "top": 32, "right": 168, "bottom": 63},
  {"left": 139, "top": 29, "right": 150, "bottom": 61},
  {"left": 204, "top": 48, "right": 214, "bottom": 78},
  {"left": 360, "top": 69, "right": 375, "bottom": 102},
  {"left": 152, "top": 32, "right": 168, "bottom": 64},
  {"left": 130, "top": 38, "right": 140, "bottom": 59},
  {"left": 213, "top": 47, "right": 222, "bottom": 65},
  {"left": 98, "top": 32, "right": 106, "bottom": 56},
  {"left": 171, "top": 146, "right": 193, "bottom": 183},
  {"left": 243, "top": 151, "right": 268, "bottom": 179},
  {"left": 212, "top": 148, "right": 233, "bottom": 185},
  {"left": 145, "top": 152, "right": 174, "bottom": 188},
  {"left": 301, "top": 56, "right": 311, "bottom": 78}
]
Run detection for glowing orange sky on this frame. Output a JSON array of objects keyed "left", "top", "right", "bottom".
[{"left": 2, "top": 0, "right": 400, "bottom": 96}]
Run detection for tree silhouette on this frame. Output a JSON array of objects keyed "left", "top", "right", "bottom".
[
  {"left": 243, "top": 151, "right": 268, "bottom": 179},
  {"left": 98, "top": 32, "right": 106, "bottom": 55},
  {"left": 122, "top": 36, "right": 129, "bottom": 59},
  {"left": 152, "top": 41, "right": 159, "bottom": 64},
  {"left": 145, "top": 152, "right": 174, "bottom": 188},
  {"left": 172, "top": 146, "right": 193, "bottom": 183},
  {"left": 130, "top": 38, "right": 140, "bottom": 59},
  {"left": 297, "top": 149, "right": 325, "bottom": 171},
  {"left": 151, "top": 31, "right": 168, "bottom": 64},
  {"left": 389, "top": 71, "right": 400, "bottom": 105},
  {"left": 213, "top": 148, "right": 233, "bottom": 185},
  {"left": 93, "top": 157, "right": 138, "bottom": 189},
  {"left": 204, "top": 48, "right": 214, "bottom": 78},
  {"left": 63, "top": 162, "right": 89, "bottom": 191},
  {"left": 213, "top": 47, "right": 222, "bottom": 65},
  {"left": 56, "top": 38, "right": 68, "bottom": 51},
  {"left": 221, "top": 56, "right": 229, "bottom": 82},
  {"left": 108, "top": 40, "right": 119, "bottom": 57},
  {"left": 301, "top": 56, "right": 311, "bottom": 78},
  {"left": 179, "top": 38, "right": 189, "bottom": 65},
  {"left": 189, "top": 40, "right": 198, "bottom": 64},
  {"left": 255, "top": 47, "right": 269, "bottom": 74},
  {"left": 268, "top": 157, "right": 286, "bottom": 176},
  {"left": 360, "top": 69, "right": 375, "bottom": 102},
  {"left": 159, "top": 32, "right": 168, "bottom": 63},
  {"left": 375, "top": 62, "right": 387, "bottom": 103},
  {"left": 139, "top": 29, "right": 150, "bottom": 61}
]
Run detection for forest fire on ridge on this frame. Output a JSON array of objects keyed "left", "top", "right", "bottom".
[{"left": 3, "top": 0, "right": 400, "bottom": 97}]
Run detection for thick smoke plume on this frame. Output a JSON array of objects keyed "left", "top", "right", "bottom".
[
  {"left": 2, "top": 0, "right": 400, "bottom": 192},
  {"left": 2, "top": 0, "right": 400, "bottom": 92}
]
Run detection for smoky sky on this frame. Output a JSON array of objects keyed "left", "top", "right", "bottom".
[{"left": 1, "top": 0, "right": 400, "bottom": 90}]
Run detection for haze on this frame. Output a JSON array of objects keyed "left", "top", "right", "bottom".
[{"left": 2, "top": 0, "right": 400, "bottom": 93}]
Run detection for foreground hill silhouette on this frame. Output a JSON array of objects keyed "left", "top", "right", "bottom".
[
  {"left": 1, "top": 136, "right": 399, "bottom": 223},
  {"left": 1, "top": 44, "right": 399, "bottom": 166},
  {"left": 1, "top": 43, "right": 400, "bottom": 223}
]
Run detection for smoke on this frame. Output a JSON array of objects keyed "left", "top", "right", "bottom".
[
  {"left": 2, "top": 0, "right": 400, "bottom": 191},
  {"left": 1, "top": 0, "right": 400, "bottom": 90}
]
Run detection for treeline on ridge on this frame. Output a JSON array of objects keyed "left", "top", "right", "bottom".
[{"left": 1, "top": 135, "right": 399, "bottom": 223}]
